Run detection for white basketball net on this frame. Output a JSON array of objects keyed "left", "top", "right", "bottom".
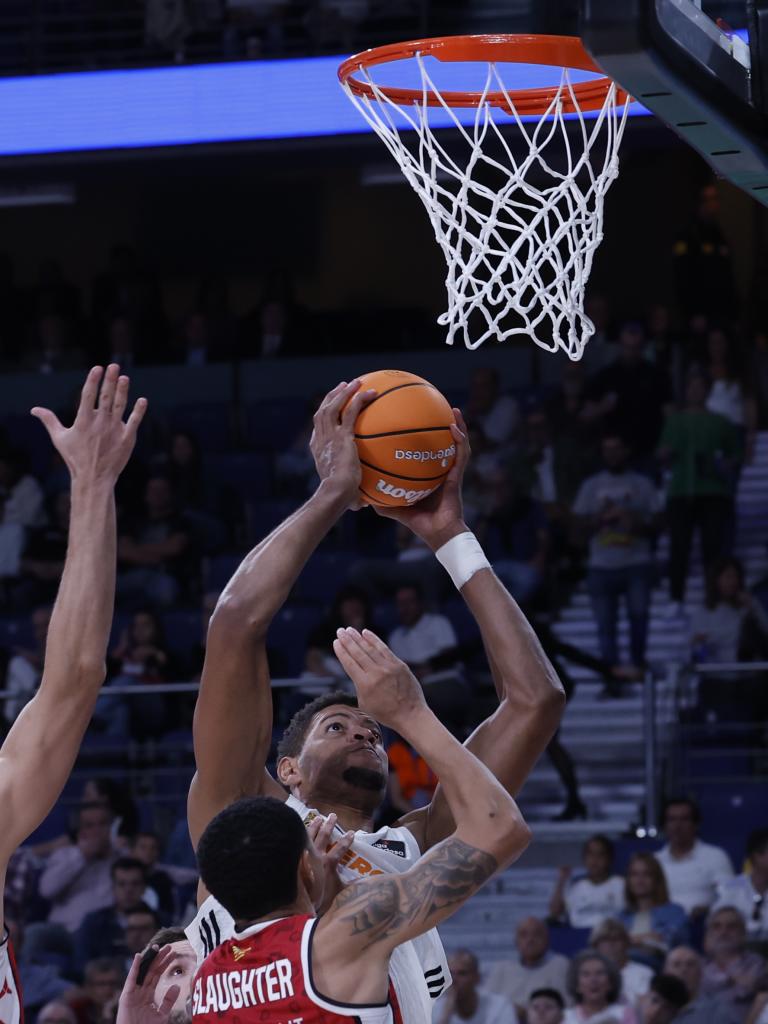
[{"left": 341, "top": 55, "right": 630, "bottom": 359}]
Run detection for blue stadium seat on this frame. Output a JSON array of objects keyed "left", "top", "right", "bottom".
[
  {"left": 203, "top": 553, "right": 242, "bottom": 591},
  {"left": 0, "top": 414, "right": 56, "bottom": 478},
  {"left": 443, "top": 600, "right": 481, "bottom": 646},
  {"left": 548, "top": 924, "right": 592, "bottom": 957},
  {"left": 167, "top": 403, "right": 233, "bottom": 452},
  {"left": 244, "top": 399, "right": 308, "bottom": 452},
  {"left": 0, "top": 614, "right": 35, "bottom": 650},
  {"left": 246, "top": 498, "right": 297, "bottom": 542},
  {"left": 203, "top": 452, "right": 273, "bottom": 501},
  {"left": 295, "top": 552, "right": 358, "bottom": 603},
  {"left": 267, "top": 605, "right": 320, "bottom": 677},
  {"left": 163, "top": 609, "right": 201, "bottom": 655}
]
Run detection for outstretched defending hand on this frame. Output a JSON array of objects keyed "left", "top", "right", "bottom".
[
  {"left": 333, "top": 627, "right": 427, "bottom": 729},
  {"left": 374, "top": 409, "right": 471, "bottom": 549},
  {"left": 116, "top": 945, "right": 182, "bottom": 1024},
  {"left": 31, "top": 364, "right": 147, "bottom": 484},
  {"left": 306, "top": 812, "right": 354, "bottom": 915},
  {"left": 310, "top": 380, "right": 376, "bottom": 509}
]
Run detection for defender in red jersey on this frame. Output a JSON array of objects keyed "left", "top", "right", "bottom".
[
  {"left": 192, "top": 627, "right": 531, "bottom": 1024},
  {"left": 0, "top": 366, "right": 146, "bottom": 1024}
]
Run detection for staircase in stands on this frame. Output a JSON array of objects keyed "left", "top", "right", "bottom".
[{"left": 513, "top": 430, "right": 768, "bottom": 835}]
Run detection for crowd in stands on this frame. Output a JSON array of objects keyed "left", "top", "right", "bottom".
[{"left": 5, "top": 790, "right": 768, "bottom": 1024}]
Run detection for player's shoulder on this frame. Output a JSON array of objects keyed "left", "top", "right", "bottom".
[{"left": 362, "top": 822, "right": 421, "bottom": 861}]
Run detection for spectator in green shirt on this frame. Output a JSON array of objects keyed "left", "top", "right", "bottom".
[{"left": 658, "top": 372, "right": 742, "bottom": 617}]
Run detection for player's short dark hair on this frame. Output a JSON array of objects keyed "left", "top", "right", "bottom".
[
  {"left": 529, "top": 988, "right": 565, "bottom": 1009},
  {"left": 111, "top": 856, "right": 147, "bottom": 880},
  {"left": 137, "top": 928, "right": 188, "bottom": 986},
  {"left": 197, "top": 797, "right": 308, "bottom": 921},
  {"left": 650, "top": 974, "right": 689, "bottom": 1009},
  {"left": 583, "top": 833, "right": 615, "bottom": 862},
  {"left": 276, "top": 691, "right": 358, "bottom": 761},
  {"left": 662, "top": 797, "right": 701, "bottom": 825},
  {"left": 747, "top": 827, "right": 768, "bottom": 859}
]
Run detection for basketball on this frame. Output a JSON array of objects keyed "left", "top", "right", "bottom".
[{"left": 349, "top": 369, "right": 457, "bottom": 507}]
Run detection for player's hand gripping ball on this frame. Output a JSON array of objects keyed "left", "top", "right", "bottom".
[{"left": 345, "top": 369, "right": 457, "bottom": 507}]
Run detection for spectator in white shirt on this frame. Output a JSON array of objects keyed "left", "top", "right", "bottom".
[
  {"left": 387, "top": 583, "right": 468, "bottom": 735},
  {"left": 433, "top": 949, "right": 518, "bottom": 1024},
  {"left": 0, "top": 450, "right": 45, "bottom": 578},
  {"left": 485, "top": 918, "right": 570, "bottom": 1015},
  {"left": 590, "top": 919, "right": 653, "bottom": 1010},
  {"left": 39, "top": 803, "right": 117, "bottom": 932},
  {"left": 4, "top": 606, "right": 51, "bottom": 722},
  {"left": 466, "top": 367, "right": 519, "bottom": 447},
  {"left": 656, "top": 798, "right": 734, "bottom": 916},
  {"left": 563, "top": 951, "right": 637, "bottom": 1023},
  {"left": 549, "top": 835, "right": 626, "bottom": 929},
  {"left": 714, "top": 828, "right": 768, "bottom": 940}
]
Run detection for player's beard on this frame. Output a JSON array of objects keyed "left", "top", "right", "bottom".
[{"left": 341, "top": 765, "right": 387, "bottom": 792}]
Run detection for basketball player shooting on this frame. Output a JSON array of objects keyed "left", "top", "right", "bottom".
[
  {"left": 0, "top": 365, "right": 145, "bottom": 1023},
  {"left": 186, "top": 379, "right": 564, "bottom": 1018},
  {"left": 192, "top": 627, "right": 531, "bottom": 1024}
]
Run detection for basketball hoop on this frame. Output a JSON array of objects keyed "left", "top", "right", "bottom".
[{"left": 338, "top": 35, "right": 632, "bottom": 360}]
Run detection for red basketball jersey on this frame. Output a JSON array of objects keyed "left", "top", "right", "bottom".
[
  {"left": 192, "top": 915, "right": 401, "bottom": 1024},
  {"left": 0, "top": 931, "right": 24, "bottom": 1024}
]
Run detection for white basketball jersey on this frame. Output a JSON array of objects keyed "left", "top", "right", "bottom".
[
  {"left": 186, "top": 794, "right": 451, "bottom": 1024},
  {"left": 0, "top": 931, "right": 23, "bottom": 1024}
]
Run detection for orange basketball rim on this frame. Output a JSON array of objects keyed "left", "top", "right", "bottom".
[{"left": 338, "top": 34, "right": 630, "bottom": 117}]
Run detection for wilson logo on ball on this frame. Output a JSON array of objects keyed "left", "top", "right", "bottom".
[{"left": 375, "top": 480, "right": 437, "bottom": 504}]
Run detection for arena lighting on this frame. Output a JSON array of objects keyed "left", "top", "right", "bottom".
[
  {"left": 0, "top": 183, "right": 75, "bottom": 206},
  {"left": 0, "top": 53, "right": 651, "bottom": 157}
]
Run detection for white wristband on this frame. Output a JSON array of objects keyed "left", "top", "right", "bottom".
[{"left": 435, "top": 531, "right": 490, "bottom": 590}]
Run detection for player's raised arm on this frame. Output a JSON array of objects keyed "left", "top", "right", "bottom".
[
  {"left": 374, "top": 410, "right": 565, "bottom": 851},
  {"left": 315, "top": 628, "right": 529, "bottom": 993},
  {"left": 0, "top": 365, "right": 146, "bottom": 925},
  {"left": 187, "top": 380, "right": 375, "bottom": 847}
]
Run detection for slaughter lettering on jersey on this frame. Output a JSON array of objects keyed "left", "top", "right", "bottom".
[
  {"left": 186, "top": 794, "right": 450, "bottom": 1024},
  {"left": 192, "top": 915, "right": 398, "bottom": 1024},
  {"left": 0, "top": 932, "right": 23, "bottom": 1024}
]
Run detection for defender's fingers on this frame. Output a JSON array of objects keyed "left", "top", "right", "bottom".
[
  {"left": 30, "top": 406, "right": 63, "bottom": 438},
  {"left": 125, "top": 396, "right": 148, "bottom": 436},
  {"left": 158, "top": 984, "right": 182, "bottom": 1015},
  {"left": 337, "top": 627, "right": 379, "bottom": 671},
  {"left": 360, "top": 628, "right": 397, "bottom": 663},
  {"left": 124, "top": 953, "right": 141, "bottom": 990},
  {"left": 112, "top": 375, "right": 130, "bottom": 419},
  {"left": 333, "top": 632, "right": 371, "bottom": 677},
  {"left": 328, "top": 831, "right": 354, "bottom": 864},
  {"left": 76, "top": 366, "right": 103, "bottom": 419},
  {"left": 98, "top": 363, "right": 120, "bottom": 413}
]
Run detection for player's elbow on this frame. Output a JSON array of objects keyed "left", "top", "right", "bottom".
[
  {"left": 208, "top": 595, "right": 269, "bottom": 640},
  {"left": 496, "top": 815, "right": 532, "bottom": 865}
]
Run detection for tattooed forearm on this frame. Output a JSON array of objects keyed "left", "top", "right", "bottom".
[{"left": 332, "top": 837, "right": 498, "bottom": 949}]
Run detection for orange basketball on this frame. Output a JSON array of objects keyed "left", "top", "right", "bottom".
[{"left": 350, "top": 369, "right": 457, "bottom": 507}]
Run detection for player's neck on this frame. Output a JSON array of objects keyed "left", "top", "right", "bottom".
[
  {"left": 302, "top": 790, "right": 375, "bottom": 832},
  {"left": 235, "top": 892, "right": 315, "bottom": 933}
]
